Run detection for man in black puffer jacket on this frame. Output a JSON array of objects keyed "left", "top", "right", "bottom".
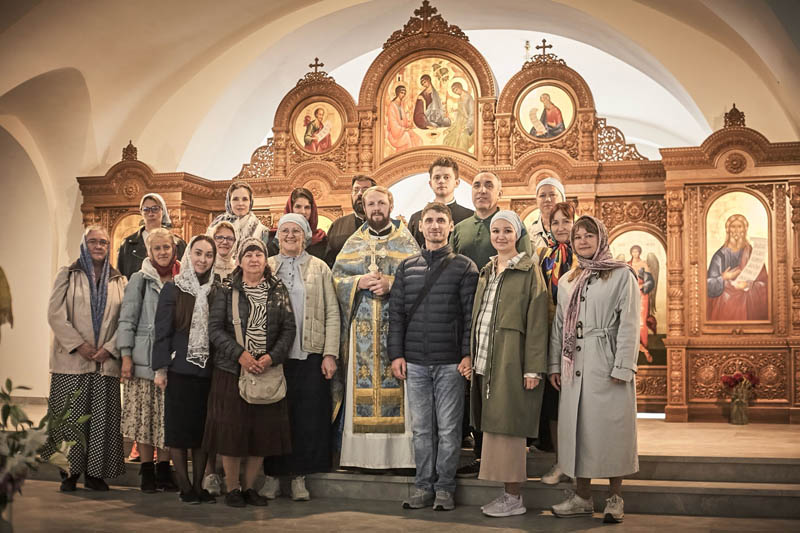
[{"left": 388, "top": 202, "right": 478, "bottom": 512}]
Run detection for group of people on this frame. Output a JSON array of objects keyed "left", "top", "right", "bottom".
[{"left": 43, "top": 156, "right": 640, "bottom": 523}]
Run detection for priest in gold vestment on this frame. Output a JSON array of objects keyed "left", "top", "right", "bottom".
[{"left": 332, "top": 186, "right": 420, "bottom": 469}]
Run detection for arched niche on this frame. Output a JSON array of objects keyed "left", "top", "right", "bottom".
[
  {"left": 702, "top": 188, "right": 772, "bottom": 326},
  {"left": 496, "top": 47, "right": 596, "bottom": 164},
  {"left": 356, "top": 1, "right": 497, "bottom": 169},
  {"left": 371, "top": 150, "right": 480, "bottom": 188}
]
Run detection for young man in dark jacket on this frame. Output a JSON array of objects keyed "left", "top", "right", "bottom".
[{"left": 388, "top": 202, "right": 478, "bottom": 511}]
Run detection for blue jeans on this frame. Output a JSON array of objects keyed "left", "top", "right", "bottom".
[{"left": 406, "top": 362, "right": 465, "bottom": 494}]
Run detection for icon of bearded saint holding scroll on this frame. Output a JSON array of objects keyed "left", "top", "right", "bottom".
[
  {"left": 706, "top": 214, "right": 769, "bottom": 321},
  {"left": 303, "top": 107, "right": 333, "bottom": 153}
]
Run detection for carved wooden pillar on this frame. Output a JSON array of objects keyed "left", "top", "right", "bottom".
[
  {"left": 272, "top": 131, "right": 288, "bottom": 178},
  {"left": 790, "top": 183, "right": 800, "bottom": 334},
  {"left": 496, "top": 114, "right": 512, "bottom": 166},
  {"left": 577, "top": 110, "right": 595, "bottom": 161},
  {"left": 575, "top": 196, "right": 596, "bottom": 217},
  {"left": 357, "top": 108, "right": 375, "bottom": 173},
  {"left": 345, "top": 126, "right": 360, "bottom": 174},
  {"left": 479, "top": 99, "right": 496, "bottom": 166},
  {"left": 665, "top": 188, "right": 687, "bottom": 421}
]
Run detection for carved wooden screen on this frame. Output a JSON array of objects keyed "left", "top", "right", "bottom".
[{"left": 662, "top": 115, "right": 800, "bottom": 423}]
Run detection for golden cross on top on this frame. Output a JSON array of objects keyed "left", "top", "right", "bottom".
[
  {"left": 536, "top": 38, "right": 553, "bottom": 58},
  {"left": 367, "top": 238, "right": 388, "bottom": 275},
  {"left": 415, "top": 0, "right": 436, "bottom": 21},
  {"left": 309, "top": 57, "right": 324, "bottom": 72}
]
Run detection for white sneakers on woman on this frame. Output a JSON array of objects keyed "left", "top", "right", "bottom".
[
  {"left": 258, "top": 475, "right": 281, "bottom": 499},
  {"left": 258, "top": 475, "right": 310, "bottom": 501},
  {"left": 291, "top": 476, "right": 310, "bottom": 501},
  {"left": 603, "top": 494, "right": 624, "bottom": 523},
  {"left": 540, "top": 464, "right": 570, "bottom": 485},
  {"left": 481, "top": 492, "right": 526, "bottom": 517},
  {"left": 551, "top": 492, "right": 594, "bottom": 517}
]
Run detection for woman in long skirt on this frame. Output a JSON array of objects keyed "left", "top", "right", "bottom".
[
  {"left": 42, "top": 226, "right": 127, "bottom": 491},
  {"left": 262, "top": 214, "right": 340, "bottom": 501}
]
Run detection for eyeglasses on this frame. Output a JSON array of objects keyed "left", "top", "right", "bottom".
[
  {"left": 87, "top": 239, "right": 110, "bottom": 247},
  {"left": 214, "top": 235, "right": 235, "bottom": 244},
  {"left": 141, "top": 206, "right": 162, "bottom": 214}
]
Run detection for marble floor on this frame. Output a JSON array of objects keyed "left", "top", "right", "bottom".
[{"left": 9, "top": 480, "right": 800, "bottom": 532}]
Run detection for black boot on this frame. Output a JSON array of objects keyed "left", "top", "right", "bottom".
[
  {"left": 140, "top": 461, "right": 157, "bottom": 493},
  {"left": 59, "top": 470, "right": 79, "bottom": 492},
  {"left": 156, "top": 461, "right": 178, "bottom": 492}
]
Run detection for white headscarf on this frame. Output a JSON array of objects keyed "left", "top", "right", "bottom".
[
  {"left": 536, "top": 177, "right": 566, "bottom": 202},
  {"left": 139, "top": 193, "right": 172, "bottom": 227},
  {"left": 174, "top": 236, "right": 215, "bottom": 369}
]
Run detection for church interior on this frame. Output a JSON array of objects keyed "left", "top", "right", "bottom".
[{"left": 1, "top": 0, "right": 799, "bottom": 530}]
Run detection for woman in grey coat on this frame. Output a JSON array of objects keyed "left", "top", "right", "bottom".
[
  {"left": 117, "top": 228, "right": 179, "bottom": 493},
  {"left": 548, "top": 216, "right": 640, "bottom": 524}
]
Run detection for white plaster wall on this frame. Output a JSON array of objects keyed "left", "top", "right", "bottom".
[{"left": 0, "top": 128, "right": 52, "bottom": 397}]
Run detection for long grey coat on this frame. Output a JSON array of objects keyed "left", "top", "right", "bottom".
[{"left": 549, "top": 267, "right": 640, "bottom": 479}]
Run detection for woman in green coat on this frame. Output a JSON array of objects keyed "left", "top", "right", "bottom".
[{"left": 469, "top": 211, "right": 549, "bottom": 518}]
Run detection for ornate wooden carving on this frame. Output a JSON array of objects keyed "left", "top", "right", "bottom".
[
  {"left": 791, "top": 184, "right": 800, "bottom": 333},
  {"left": 724, "top": 103, "right": 745, "bottom": 128},
  {"left": 599, "top": 198, "right": 666, "bottom": 235},
  {"left": 636, "top": 366, "right": 668, "bottom": 411},
  {"left": 689, "top": 351, "right": 788, "bottom": 402},
  {"left": 122, "top": 140, "right": 138, "bottom": 161},
  {"left": 596, "top": 118, "right": 647, "bottom": 162},
  {"left": 480, "top": 99, "right": 496, "bottom": 165},
  {"left": 666, "top": 189, "right": 685, "bottom": 337},
  {"left": 383, "top": 1, "right": 468, "bottom": 50},
  {"left": 725, "top": 152, "right": 747, "bottom": 174}
]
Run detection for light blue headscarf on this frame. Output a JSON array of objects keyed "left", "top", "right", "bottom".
[{"left": 77, "top": 231, "right": 110, "bottom": 345}]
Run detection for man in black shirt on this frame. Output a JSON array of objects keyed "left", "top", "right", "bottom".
[
  {"left": 324, "top": 175, "right": 376, "bottom": 267},
  {"left": 407, "top": 157, "right": 473, "bottom": 247}
]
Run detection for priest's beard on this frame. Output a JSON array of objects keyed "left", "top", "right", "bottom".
[{"left": 367, "top": 211, "right": 389, "bottom": 231}]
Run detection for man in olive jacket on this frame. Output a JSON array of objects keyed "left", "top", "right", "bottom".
[{"left": 388, "top": 202, "right": 478, "bottom": 511}]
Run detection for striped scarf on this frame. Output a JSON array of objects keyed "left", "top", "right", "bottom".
[
  {"left": 541, "top": 241, "right": 573, "bottom": 305},
  {"left": 77, "top": 236, "right": 109, "bottom": 346}
]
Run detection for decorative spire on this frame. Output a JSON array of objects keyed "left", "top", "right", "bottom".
[
  {"left": 383, "top": 1, "right": 467, "bottom": 49},
  {"left": 296, "top": 57, "right": 335, "bottom": 87},
  {"left": 522, "top": 38, "right": 566, "bottom": 67},
  {"left": 724, "top": 103, "right": 745, "bottom": 128},
  {"left": 122, "top": 140, "right": 138, "bottom": 161}
]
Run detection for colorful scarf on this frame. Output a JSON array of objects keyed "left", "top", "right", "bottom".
[
  {"left": 151, "top": 248, "right": 180, "bottom": 278},
  {"left": 77, "top": 235, "right": 109, "bottom": 346},
  {"left": 560, "top": 216, "right": 635, "bottom": 382},
  {"left": 283, "top": 194, "right": 326, "bottom": 245},
  {"left": 174, "top": 236, "right": 215, "bottom": 369},
  {"left": 541, "top": 240, "right": 573, "bottom": 305}
]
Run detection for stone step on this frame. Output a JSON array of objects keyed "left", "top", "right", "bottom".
[
  {"left": 306, "top": 472, "right": 800, "bottom": 520},
  {"left": 30, "top": 460, "right": 800, "bottom": 519},
  {"left": 523, "top": 452, "right": 800, "bottom": 484}
]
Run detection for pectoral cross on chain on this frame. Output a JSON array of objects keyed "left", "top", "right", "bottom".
[{"left": 367, "top": 238, "right": 388, "bottom": 275}]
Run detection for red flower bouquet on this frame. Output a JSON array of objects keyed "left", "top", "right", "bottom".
[{"left": 720, "top": 371, "right": 758, "bottom": 425}]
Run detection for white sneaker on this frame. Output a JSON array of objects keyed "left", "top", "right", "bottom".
[
  {"left": 201, "top": 473, "right": 222, "bottom": 496},
  {"left": 552, "top": 492, "right": 594, "bottom": 518},
  {"left": 541, "top": 463, "right": 570, "bottom": 485},
  {"left": 603, "top": 494, "right": 624, "bottom": 523},
  {"left": 258, "top": 475, "right": 281, "bottom": 499},
  {"left": 290, "top": 476, "right": 310, "bottom": 501},
  {"left": 480, "top": 493, "right": 505, "bottom": 512},
  {"left": 482, "top": 492, "right": 526, "bottom": 517}
]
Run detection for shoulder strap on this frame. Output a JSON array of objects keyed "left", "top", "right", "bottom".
[
  {"left": 232, "top": 288, "right": 245, "bottom": 346},
  {"left": 405, "top": 253, "right": 456, "bottom": 329}
]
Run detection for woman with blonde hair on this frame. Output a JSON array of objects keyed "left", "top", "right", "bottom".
[
  {"left": 549, "top": 215, "right": 640, "bottom": 523},
  {"left": 117, "top": 227, "right": 179, "bottom": 493}
]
